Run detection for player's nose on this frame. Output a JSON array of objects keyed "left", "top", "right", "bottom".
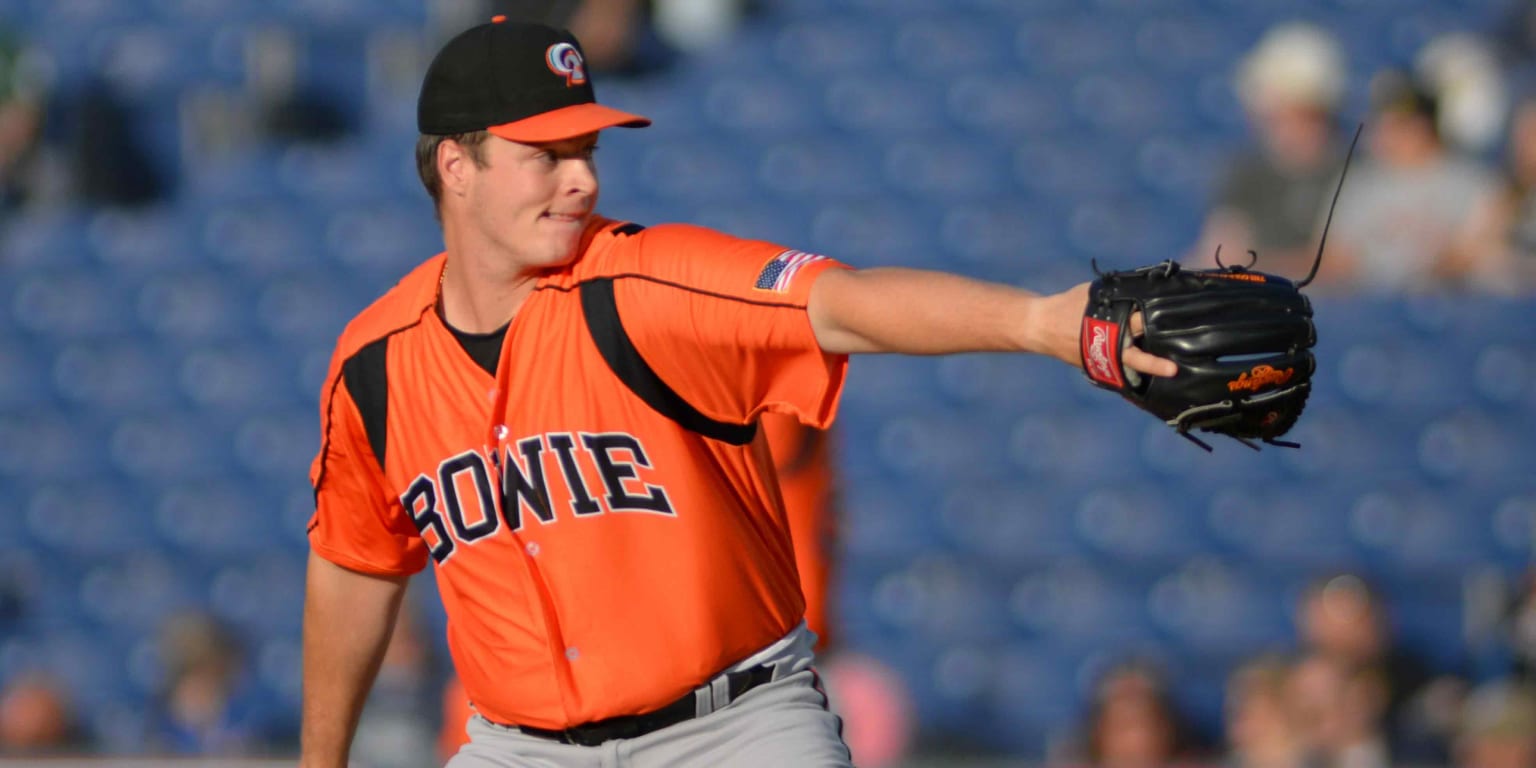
[{"left": 561, "top": 156, "right": 598, "bottom": 198}]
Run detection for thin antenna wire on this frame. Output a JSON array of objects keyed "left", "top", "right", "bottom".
[{"left": 1297, "top": 122, "right": 1365, "bottom": 288}]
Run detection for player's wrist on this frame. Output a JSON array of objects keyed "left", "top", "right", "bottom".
[{"left": 1019, "top": 284, "right": 1086, "bottom": 366}]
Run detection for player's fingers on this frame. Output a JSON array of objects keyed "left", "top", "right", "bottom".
[
  {"left": 1124, "top": 346, "right": 1177, "bottom": 378},
  {"left": 1129, "top": 311, "right": 1147, "bottom": 337}
]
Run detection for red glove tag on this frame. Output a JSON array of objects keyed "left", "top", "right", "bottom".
[{"left": 1082, "top": 317, "right": 1125, "bottom": 388}]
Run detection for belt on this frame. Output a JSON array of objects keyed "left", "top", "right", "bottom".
[{"left": 511, "top": 663, "right": 778, "bottom": 747}]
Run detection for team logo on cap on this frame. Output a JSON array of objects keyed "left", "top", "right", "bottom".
[{"left": 546, "top": 43, "right": 587, "bottom": 87}]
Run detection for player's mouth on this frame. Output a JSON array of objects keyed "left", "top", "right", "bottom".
[{"left": 542, "top": 211, "right": 588, "bottom": 224}]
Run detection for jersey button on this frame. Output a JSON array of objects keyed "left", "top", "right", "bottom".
[
  {"left": 525, "top": 542, "right": 540, "bottom": 556},
  {"left": 493, "top": 424, "right": 509, "bottom": 440},
  {"left": 487, "top": 387, "right": 499, "bottom": 401},
  {"left": 565, "top": 647, "right": 579, "bottom": 661}
]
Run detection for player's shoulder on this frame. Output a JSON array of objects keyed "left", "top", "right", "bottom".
[
  {"left": 332, "top": 254, "right": 444, "bottom": 360},
  {"left": 567, "top": 217, "right": 771, "bottom": 280}
]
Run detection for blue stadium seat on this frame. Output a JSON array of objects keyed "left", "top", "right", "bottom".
[
  {"left": 1072, "top": 483, "right": 1213, "bottom": 564},
  {"left": 887, "top": 16, "right": 1012, "bottom": 77},
  {"left": 632, "top": 137, "right": 759, "bottom": 203},
  {"left": 945, "top": 73, "right": 1071, "bottom": 139},
  {"left": 1204, "top": 483, "right": 1362, "bottom": 570},
  {"left": 86, "top": 206, "right": 202, "bottom": 272},
  {"left": 0, "top": 338, "right": 50, "bottom": 410},
  {"left": 1008, "top": 561, "right": 1150, "bottom": 647},
  {"left": 698, "top": 76, "right": 828, "bottom": 137},
  {"left": 1491, "top": 492, "right": 1535, "bottom": 562},
  {"left": 809, "top": 199, "right": 941, "bottom": 269},
  {"left": 7, "top": 268, "right": 139, "bottom": 340},
  {"left": 324, "top": 202, "right": 442, "bottom": 274},
  {"left": 253, "top": 270, "right": 363, "bottom": 343},
  {"left": 1145, "top": 558, "right": 1293, "bottom": 659},
  {"left": 107, "top": 412, "right": 236, "bottom": 478},
  {"left": 1014, "top": 14, "right": 1136, "bottom": 73},
  {"left": 154, "top": 482, "right": 291, "bottom": 556},
  {"left": 48, "top": 338, "right": 181, "bottom": 413},
  {"left": 200, "top": 202, "right": 328, "bottom": 275},
  {"left": 24, "top": 481, "right": 158, "bottom": 557},
  {"left": 768, "top": 17, "right": 893, "bottom": 82},
  {"left": 0, "top": 409, "right": 102, "bottom": 481},
  {"left": 1005, "top": 410, "right": 1144, "bottom": 482},
  {"left": 176, "top": 343, "right": 291, "bottom": 412},
  {"left": 0, "top": 207, "right": 92, "bottom": 267},
  {"left": 819, "top": 74, "right": 950, "bottom": 138},
  {"left": 752, "top": 138, "right": 884, "bottom": 200},
  {"left": 1347, "top": 486, "right": 1501, "bottom": 576},
  {"left": 277, "top": 143, "right": 395, "bottom": 204},
  {"left": 135, "top": 269, "right": 252, "bottom": 342},
  {"left": 75, "top": 552, "right": 202, "bottom": 635},
  {"left": 233, "top": 410, "right": 320, "bottom": 480},
  {"left": 935, "top": 482, "right": 1085, "bottom": 568},
  {"left": 987, "top": 644, "right": 1084, "bottom": 754},
  {"left": 881, "top": 139, "right": 1010, "bottom": 200},
  {"left": 207, "top": 554, "right": 306, "bottom": 635}
]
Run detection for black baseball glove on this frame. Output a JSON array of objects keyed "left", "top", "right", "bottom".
[{"left": 1079, "top": 259, "right": 1316, "bottom": 450}]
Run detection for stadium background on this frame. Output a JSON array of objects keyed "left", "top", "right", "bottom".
[{"left": 0, "top": 0, "right": 1532, "bottom": 765}]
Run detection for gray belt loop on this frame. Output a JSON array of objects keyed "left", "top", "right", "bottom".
[
  {"left": 710, "top": 674, "right": 732, "bottom": 711},
  {"left": 693, "top": 685, "right": 713, "bottom": 718}
]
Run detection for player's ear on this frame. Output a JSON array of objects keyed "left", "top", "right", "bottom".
[{"left": 438, "top": 139, "right": 475, "bottom": 200}]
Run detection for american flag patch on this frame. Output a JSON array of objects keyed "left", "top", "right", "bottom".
[{"left": 753, "top": 250, "right": 827, "bottom": 293}]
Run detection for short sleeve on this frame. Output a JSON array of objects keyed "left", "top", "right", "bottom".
[
  {"left": 307, "top": 351, "right": 428, "bottom": 576},
  {"left": 611, "top": 224, "right": 849, "bottom": 429}
]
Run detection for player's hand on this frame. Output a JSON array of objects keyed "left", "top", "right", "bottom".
[{"left": 1050, "top": 282, "right": 1177, "bottom": 378}]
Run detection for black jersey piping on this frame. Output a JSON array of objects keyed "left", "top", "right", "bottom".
[
  {"left": 579, "top": 277, "right": 758, "bottom": 446},
  {"left": 311, "top": 311, "right": 428, "bottom": 521},
  {"left": 537, "top": 272, "right": 812, "bottom": 311}
]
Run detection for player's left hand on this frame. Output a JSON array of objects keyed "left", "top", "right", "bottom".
[
  {"left": 1046, "top": 282, "right": 1177, "bottom": 378},
  {"left": 1078, "top": 260, "right": 1317, "bottom": 450}
]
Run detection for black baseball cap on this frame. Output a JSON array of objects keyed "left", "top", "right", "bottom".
[{"left": 417, "top": 16, "right": 650, "bottom": 142}]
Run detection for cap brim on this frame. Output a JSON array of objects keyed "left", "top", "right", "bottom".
[{"left": 486, "top": 103, "right": 651, "bottom": 143}]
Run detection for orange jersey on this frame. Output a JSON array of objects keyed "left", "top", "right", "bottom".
[
  {"left": 760, "top": 415, "right": 837, "bottom": 652},
  {"left": 309, "top": 217, "right": 847, "bottom": 730}
]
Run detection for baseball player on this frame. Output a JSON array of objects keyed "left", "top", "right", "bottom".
[{"left": 301, "top": 17, "right": 1175, "bottom": 768}]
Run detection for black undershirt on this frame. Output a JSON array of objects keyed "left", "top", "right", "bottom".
[{"left": 447, "top": 322, "right": 509, "bottom": 376}]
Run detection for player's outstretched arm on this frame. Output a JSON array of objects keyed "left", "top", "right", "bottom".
[
  {"left": 807, "top": 267, "right": 1176, "bottom": 377},
  {"left": 300, "top": 551, "right": 410, "bottom": 768}
]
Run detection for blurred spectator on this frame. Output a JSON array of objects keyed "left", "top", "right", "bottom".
[
  {"left": 1296, "top": 573, "right": 1463, "bottom": 764},
  {"left": 817, "top": 652, "right": 915, "bottom": 768},
  {"left": 354, "top": 601, "right": 442, "bottom": 768},
  {"left": 247, "top": 26, "right": 353, "bottom": 146},
  {"left": 1505, "top": 571, "right": 1536, "bottom": 682},
  {"left": 0, "top": 22, "right": 168, "bottom": 214},
  {"left": 0, "top": 672, "right": 89, "bottom": 755},
  {"left": 1285, "top": 653, "right": 1390, "bottom": 768},
  {"left": 147, "top": 612, "right": 276, "bottom": 756},
  {"left": 0, "top": 25, "right": 45, "bottom": 214},
  {"left": 1415, "top": 33, "right": 1508, "bottom": 157},
  {"left": 1481, "top": 94, "right": 1536, "bottom": 292},
  {"left": 1323, "top": 71, "right": 1506, "bottom": 292},
  {"left": 1061, "top": 658, "right": 1204, "bottom": 768},
  {"left": 1454, "top": 681, "right": 1536, "bottom": 768},
  {"left": 1224, "top": 655, "right": 1311, "bottom": 768},
  {"left": 1189, "top": 23, "right": 1347, "bottom": 278}
]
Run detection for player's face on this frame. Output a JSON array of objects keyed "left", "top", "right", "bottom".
[{"left": 469, "top": 133, "right": 600, "bottom": 269}]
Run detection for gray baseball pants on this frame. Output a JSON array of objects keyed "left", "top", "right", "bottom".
[{"left": 444, "top": 667, "right": 852, "bottom": 768}]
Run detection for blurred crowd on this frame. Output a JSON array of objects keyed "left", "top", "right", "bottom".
[
  {"left": 1188, "top": 4, "right": 1536, "bottom": 294},
  {"left": 1055, "top": 572, "right": 1536, "bottom": 768},
  {"left": 2, "top": 0, "right": 1535, "bottom": 766}
]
